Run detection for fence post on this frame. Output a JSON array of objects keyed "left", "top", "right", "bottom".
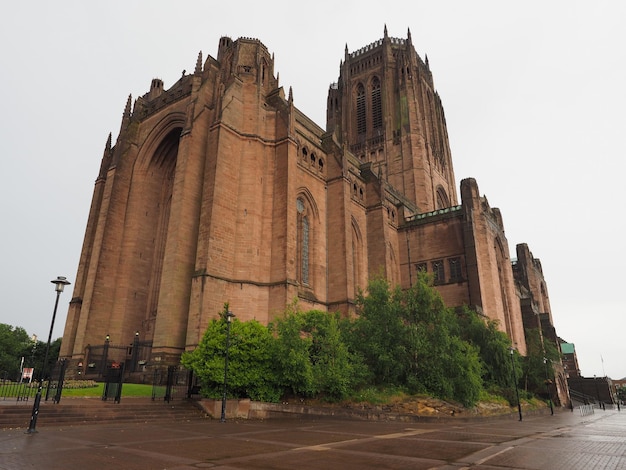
[{"left": 52, "top": 360, "right": 68, "bottom": 404}]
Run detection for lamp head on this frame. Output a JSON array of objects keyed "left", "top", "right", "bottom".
[{"left": 51, "top": 276, "right": 71, "bottom": 293}]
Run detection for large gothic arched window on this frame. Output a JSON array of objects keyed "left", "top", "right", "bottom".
[
  {"left": 297, "top": 198, "right": 310, "bottom": 286},
  {"left": 371, "top": 77, "right": 382, "bottom": 131},
  {"left": 356, "top": 83, "right": 366, "bottom": 136}
]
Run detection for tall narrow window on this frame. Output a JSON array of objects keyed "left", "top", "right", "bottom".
[
  {"left": 356, "top": 83, "right": 366, "bottom": 136},
  {"left": 449, "top": 257, "right": 462, "bottom": 282},
  {"left": 432, "top": 260, "right": 444, "bottom": 284},
  {"left": 371, "top": 77, "right": 382, "bottom": 130},
  {"left": 302, "top": 216, "right": 309, "bottom": 285},
  {"left": 297, "top": 198, "right": 309, "bottom": 286}
]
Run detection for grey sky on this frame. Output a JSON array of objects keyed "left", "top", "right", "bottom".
[{"left": 1, "top": 1, "right": 624, "bottom": 379}]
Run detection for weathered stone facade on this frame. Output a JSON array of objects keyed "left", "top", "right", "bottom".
[
  {"left": 61, "top": 28, "right": 540, "bottom": 372},
  {"left": 513, "top": 243, "right": 569, "bottom": 406}
]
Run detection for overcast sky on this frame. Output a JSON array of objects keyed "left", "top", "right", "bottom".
[{"left": 1, "top": 1, "right": 624, "bottom": 380}]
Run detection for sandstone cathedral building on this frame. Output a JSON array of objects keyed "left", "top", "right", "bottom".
[{"left": 59, "top": 27, "right": 567, "bottom": 403}]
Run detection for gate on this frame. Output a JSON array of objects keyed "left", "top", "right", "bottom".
[
  {"left": 84, "top": 339, "right": 152, "bottom": 378},
  {"left": 152, "top": 366, "right": 194, "bottom": 402},
  {"left": 45, "top": 359, "right": 68, "bottom": 403},
  {"left": 102, "top": 363, "right": 125, "bottom": 403}
]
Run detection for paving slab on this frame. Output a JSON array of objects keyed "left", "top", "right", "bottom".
[{"left": 0, "top": 408, "right": 624, "bottom": 469}]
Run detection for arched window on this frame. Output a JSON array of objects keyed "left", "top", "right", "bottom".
[
  {"left": 302, "top": 217, "right": 309, "bottom": 285},
  {"left": 356, "top": 83, "right": 366, "bottom": 136},
  {"left": 351, "top": 220, "right": 363, "bottom": 298},
  {"left": 436, "top": 186, "right": 450, "bottom": 209},
  {"left": 371, "top": 77, "right": 382, "bottom": 131},
  {"left": 297, "top": 198, "right": 310, "bottom": 285}
]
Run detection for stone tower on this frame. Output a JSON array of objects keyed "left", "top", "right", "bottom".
[{"left": 327, "top": 26, "right": 457, "bottom": 212}]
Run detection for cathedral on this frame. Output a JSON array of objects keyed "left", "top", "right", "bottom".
[{"left": 60, "top": 28, "right": 565, "bottom": 403}]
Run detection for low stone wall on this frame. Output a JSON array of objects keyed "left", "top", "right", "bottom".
[
  {"left": 197, "top": 399, "right": 380, "bottom": 420},
  {"left": 196, "top": 398, "right": 251, "bottom": 419},
  {"left": 196, "top": 399, "right": 555, "bottom": 422}
]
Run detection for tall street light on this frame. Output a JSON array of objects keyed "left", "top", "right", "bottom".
[
  {"left": 594, "top": 374, "right": 603, "bottom": 410},
  {"left": 26, "top": 276, "right": 71, "bottom": 434},
  {"left": 220, "top": 311, "right": 235, "bottom": 422},
  {"left": 543, "top": 357, "right": 554, "bottom": 415},
  {"left": 509, "top": 347, "right": 522, "bottom": 421}
]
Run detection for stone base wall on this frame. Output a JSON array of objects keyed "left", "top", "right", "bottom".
[{"left": 195, "top": 399, "right": 549, "bottom": 422}]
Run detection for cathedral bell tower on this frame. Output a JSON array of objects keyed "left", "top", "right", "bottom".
[{"left": 327, "top": 26, "right": 457, "bottom": 212}]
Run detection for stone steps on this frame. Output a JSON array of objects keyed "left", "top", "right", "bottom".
[{"left": 0, "top": 397, "right": 205, "bottom": 429}]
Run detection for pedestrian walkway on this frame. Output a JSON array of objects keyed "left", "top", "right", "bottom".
[{"left": 0, "top": 407, "right": 624, "bottom": 469}]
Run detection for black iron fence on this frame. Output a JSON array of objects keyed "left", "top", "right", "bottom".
[
  {"left": 0, "top": 379, "right": 34, "bottom": 401},
  {"left": 0, "top": 360, "right": 68, "bottom": 402},
  {"left": 151, "top": 366, "right": 195, "bottom": 402},
  {"left": 84, "top": 340, "right": 152, "bottom": 378}
]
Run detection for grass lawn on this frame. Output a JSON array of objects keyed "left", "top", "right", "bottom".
[
  {"left": 62, "top": 383, "right": 154, "bottom": 398},
  {"left": 0, "top": 381, "right": 155, "bottom": 399}
]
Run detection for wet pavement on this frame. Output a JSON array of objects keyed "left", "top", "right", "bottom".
[{"left": 1, "top": 407, "right": 624, "bottom": 469}]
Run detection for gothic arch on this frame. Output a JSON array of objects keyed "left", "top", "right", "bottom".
[
  {"left": 135, "top": 113, "right": 186, "bottom": 172},
  {"left": 355, "top": 82, "right": 366, "bottom": 136},
  {"left": 124, "top": 115, "right": 185, "bottom": 336},
  {"left": 296, "top": 189, "right": 319, "bottom": 288},
  {"left": 494, "top": 236, "right": 512, "bottom": 338},
  {"left": 295, "top": 187, "right": 320, "bottom": 222},
  {"left": 351, "top": 217, "right": 364, "bottom": 297},
  {"left": 387, "top": 242, "right": 399, "bottom": 287},
  {"left": 370, "top": 76, "right": 382, "bottom": 131},
  {"left": 435, "top": 186, "right": 450, "bottom": 209}
]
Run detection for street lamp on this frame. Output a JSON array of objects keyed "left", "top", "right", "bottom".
[
  {"left": 131, "top": 331, "right": 139, "bottom": 372},
  {"left": 543, "top": 357, "right": 554, "bottom": 415},
  {"left": 220, "top": 311, "right": 235, "bottom": 422},
  {"left": 26, "top": 276, "right": 71, "bottom": 434},
  {"left": 101, "top": 334, "right": 110, "bottom": 376},
  {"left": 594, "top": 374, "right": 603, "bottom": 410},
  {"left": 509, "top": 347, "right": 522, "bottom": 421}
]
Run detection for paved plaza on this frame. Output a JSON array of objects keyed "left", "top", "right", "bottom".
[{"left": 1, "top": 407, "right": 625, "bottom": 469}]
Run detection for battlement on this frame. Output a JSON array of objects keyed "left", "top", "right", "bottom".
[{"left": 349, "top": 37, "right": 407, "bottom": 58}]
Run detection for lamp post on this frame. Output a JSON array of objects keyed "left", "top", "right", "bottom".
[
  {"left": 220, "top": 311, "right": 235, "bottom": 422},
  {"left": 131, "top": 331, "right": 139, "bottom": 372},
  {"left": 26, "top": 276, "right": 71, "bottom": 434},
  {"left": 594, "top": 374, "right": 603, "bottom": 410},
  {"left": 101, "top": 334, "right": 110, "bottom": 376},
  {"left": 509, "top": 347, "right": 522, "bottom": 421},
  {"left": 543, "top": 357, "right": 554, "bottom": 415}
]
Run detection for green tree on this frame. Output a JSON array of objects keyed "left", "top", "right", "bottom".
[
  {"left": 347, "top": 273, "right": 483, "bottom": 407},
  {"left": 521, "top": 328, "right": 560, "bottom": 396},
  {"left": 401, "top": 272, "right": 483, "bottom": 406},
  {"left": 302, "top": 310, "right": 355, "bottom": 399},
  {"left": 181, "top": 306, "right": 280, "bottom": 402},
  {"left": 0, "top": 324, "right": 31, "bottom": 380},
  {"left": 348, "top": 277, "right": 407, "bottom": 386},
  {"left": 457, "top": 307, "right": 515, "bottom": 389},
  {"left": 271, "top": 306, "right": 361, "bottom": 400},
  {"left": 269, "top": 303, "right": 314, "bottom": 396}
]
